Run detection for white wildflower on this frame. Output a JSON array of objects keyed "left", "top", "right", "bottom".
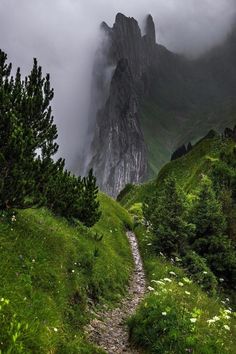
[
  {"left": 224, "top": 325, "right": 230, "bottom": 331},
  {"left": 169, "top": 271, "right": 177, "bottom": 276},
  {"left": 162, "top": 312, "right": 167, "bottom": 316},
  {"left": 156, "top": 280, "right": 165, "bottom": 285},
  {"left": 212, "top": 316, "right": 220, "bottom": 321},
  {"left": 190, "top": 318, "right": 197, "bottom": 323},
  {"left": 148, "top": 286, "right": 155, "bottom": 291},
  {"left": 183, "top": 277, "right": 192, "bottom": 284},
  {"left": 185, "top": 291, "right": 191, "bottom": 295},
  {"left": 224, "top": 309, "right": 232, "bottom": 314},
  {"left": 178, "top": 282, "right": 184, "bottom": 287},
  {"left": 163, "top": 278, "right": 172, "bottom": 283}
]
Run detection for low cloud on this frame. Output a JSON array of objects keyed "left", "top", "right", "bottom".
[{"left": 0, "top": 0, "right": 235, "bottom": 167}]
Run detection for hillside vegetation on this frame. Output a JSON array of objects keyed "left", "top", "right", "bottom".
[
  {"left": 0, "top": 194, "right": 133, "bottom": 353},
  {"left": 118, "top": 134, "right": 236, "bottom": 353},
  {"left": 128, "top": 225, "right": 236, "bottom": 354}
]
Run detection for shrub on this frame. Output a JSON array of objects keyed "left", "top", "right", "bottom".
[{"left": 182, "top": 252, "right": 218, "bottom": 295}]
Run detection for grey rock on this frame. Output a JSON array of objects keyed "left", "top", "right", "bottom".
[{"left": 86, "top": 14, "right": 158, "bottom": 197}]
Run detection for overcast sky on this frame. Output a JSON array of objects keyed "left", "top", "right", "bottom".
[{"left": 0, "top": 0, "right": 235, "bottom": 167}]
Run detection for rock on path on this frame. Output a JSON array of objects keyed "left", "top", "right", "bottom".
[{"left": 86, "top": 231, "right": 146, "bottom": 353}]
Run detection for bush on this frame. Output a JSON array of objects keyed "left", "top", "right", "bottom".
[
  {"left": 182, "top": 252, "right": 218, "bottom": 295},
  {"left": 128, "top": 292, "right": 233, "bottom": 354}
]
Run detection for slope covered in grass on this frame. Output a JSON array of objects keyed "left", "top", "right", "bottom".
[
  {"left": 119, "top": 134, "right": 235, "bottom": 208},
  {"left": 0, "top": 193, "right": 133, "bottom": 353},
  {"left": 128, "top": 226, "right": 236, "bottom": 354}
]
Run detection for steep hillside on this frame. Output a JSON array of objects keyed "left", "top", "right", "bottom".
[
  {"left": 119, "top": 133, "right": 235, "bottom": 208},
  {"left": 118, "top": 135, "right": 236, "bottom": 353},
  {"left": 0, "top": 194, "right": 133, "bottom": 353},
  {"left": 128, "top": 225, "right": 236, "bottom": 354}
]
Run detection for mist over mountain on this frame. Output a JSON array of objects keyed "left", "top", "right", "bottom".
[
  {"left": 83, "top": 12, "right": 236, "bottom": 196},
  {"left": 0, "top": 0, "right": 236, "bottom": 170}
]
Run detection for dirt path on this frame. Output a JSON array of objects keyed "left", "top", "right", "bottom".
[{"left": 86, "top": 231, "right": 146, "bottom": 353}]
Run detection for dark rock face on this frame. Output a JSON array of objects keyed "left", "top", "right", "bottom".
[
  {"left": 84, "top": 13, "right": 236, "bottom": 196},
  {"left": 89, "top": 58, "right": 147, "bottom": 196},
  {"left": 171, "top": 142, "right": 192, "bottom": 161},
  {"left": 87, "top": 14, "right": 157, "bottom": 197},
  {"left": 224, "top": 126, "right": 236, "bottom": 141}
]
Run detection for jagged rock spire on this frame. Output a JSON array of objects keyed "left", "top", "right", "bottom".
[{"left": 145, "top": 14, "right": 156, "bottom": 44}]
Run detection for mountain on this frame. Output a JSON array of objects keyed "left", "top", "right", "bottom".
[{"left": 84, "top": 13, "right": 236, "bottom": 196}]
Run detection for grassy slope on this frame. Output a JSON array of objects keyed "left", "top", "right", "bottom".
[
  {"left": 0, "top": 193, "right": 133, "bottom": 353},
  {"left": 120, "top": 136, "right": 236, "bottom": 209},
  {"left": 118, "top": 136, "right": 236, "bottom": 352},
  {"left": 128, "top": 226, "right": 236, "bottom": 353}
]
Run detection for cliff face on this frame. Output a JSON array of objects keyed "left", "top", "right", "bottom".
[
  {"left": 87, "top": 14, "right": 157, "bottom": 197},
  {"left": 84, "top": 13, "right": 236, "bottom": 196}
]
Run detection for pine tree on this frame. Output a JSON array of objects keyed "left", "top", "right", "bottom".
[
  {"left": 78, "top": 169, "right": 101, "bottom": 227},
  {"left": 0, "top": 51, "right": 35, "bottom": 208},
  {"left": 144, "top": 177, "right": 194, "bottom": 256},
  {"left": 191, "top": 176, "right": 226, "bottom": 251},
  {"left": 191, "top": 176, "right": 236, "bottom": 288}
]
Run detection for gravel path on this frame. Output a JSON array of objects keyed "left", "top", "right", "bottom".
[{"left": 86, "top": 231, "right": 146, "bottom": 353}]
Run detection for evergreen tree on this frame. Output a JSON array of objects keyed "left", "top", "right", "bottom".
[
  {"left": 78, "top": 169, "right": 101, "bottom": 227},
  {"left": 191, "top": 176, "right": 226, "bottom": 251},
  {"left": 144, "top": 177, "right": 194, "bottom": 256},
  {"left": 0, "top": 50, "right": 35, "bottom": 208},
  {"left": 191, "top": 176, "right": 236, "bottom": 288}
]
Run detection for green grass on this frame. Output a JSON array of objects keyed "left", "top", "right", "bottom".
[
  {"left": 128, "top": 226, "right": 236, "bottom": 353},
  {"left": 0, "top": 193, "right": 133, "bottom": 353},
  {"left": 119, "top": 136, "right": 236, "bottom": 208}
]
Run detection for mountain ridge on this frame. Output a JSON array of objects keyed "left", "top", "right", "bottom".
[{"left": 84, "top": 13, "right": 236, "bottom": 196}]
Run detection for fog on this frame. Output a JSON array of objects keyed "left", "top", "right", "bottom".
[{"left": 0, "top": 0, "right": 235, "bottom": 168}]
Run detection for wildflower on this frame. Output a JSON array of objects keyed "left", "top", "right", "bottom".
[
  {"left": 156, "top": 280, "right": 165, "bottom": 285},
  {"left": 72, "top": 270, "right": 75, "bottom": 273},
  {"left": 53, "top": 327, "right": 58, "bottom": 332},
  {"left": 190, "top": 318, "right": 197, "bottom": 323},
  {"left": 203, "top": 271, "right": 208, "bottom": 275},
  {"left": 219, "top": 278, "right": 224, "bottom": 282},
  {"left": 224, "top": 325, "right": 230, "bottom": 331},
  {"left": 185, "top": 291, "right": 191, "bottom": 295},
  {"left": 162, "top": 312, "right": 167, "bottom": 316},
  {"left": 178, "top": 282, "right": 184, "bottom": 287},
  {"left": 147, "top": 243, "right": 152, "bottom": 246},
  {"left": 32, "top": 259, "right": 35, "bottom": 263},
  {"left": 163, "top": 278, "right": 172, "bottom": 283},
  {"left": 225, "top": 309, "right": 232, "bottom": 314},
  {"left": 169, "top": 271, "right": 177, "bottom": 276},
  {"left": 148, "top": 286, "right": 155, "bottom": 291},
  {"left": 183, "top": 277, "right": 192, "bottom": 284},
  {"left": 212, "top": 316, "right": 220, "bottom": 321}
]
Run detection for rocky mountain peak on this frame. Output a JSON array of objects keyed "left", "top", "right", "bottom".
[{"left": 145, "top": 14, "right": 156, "bottom": 44}]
